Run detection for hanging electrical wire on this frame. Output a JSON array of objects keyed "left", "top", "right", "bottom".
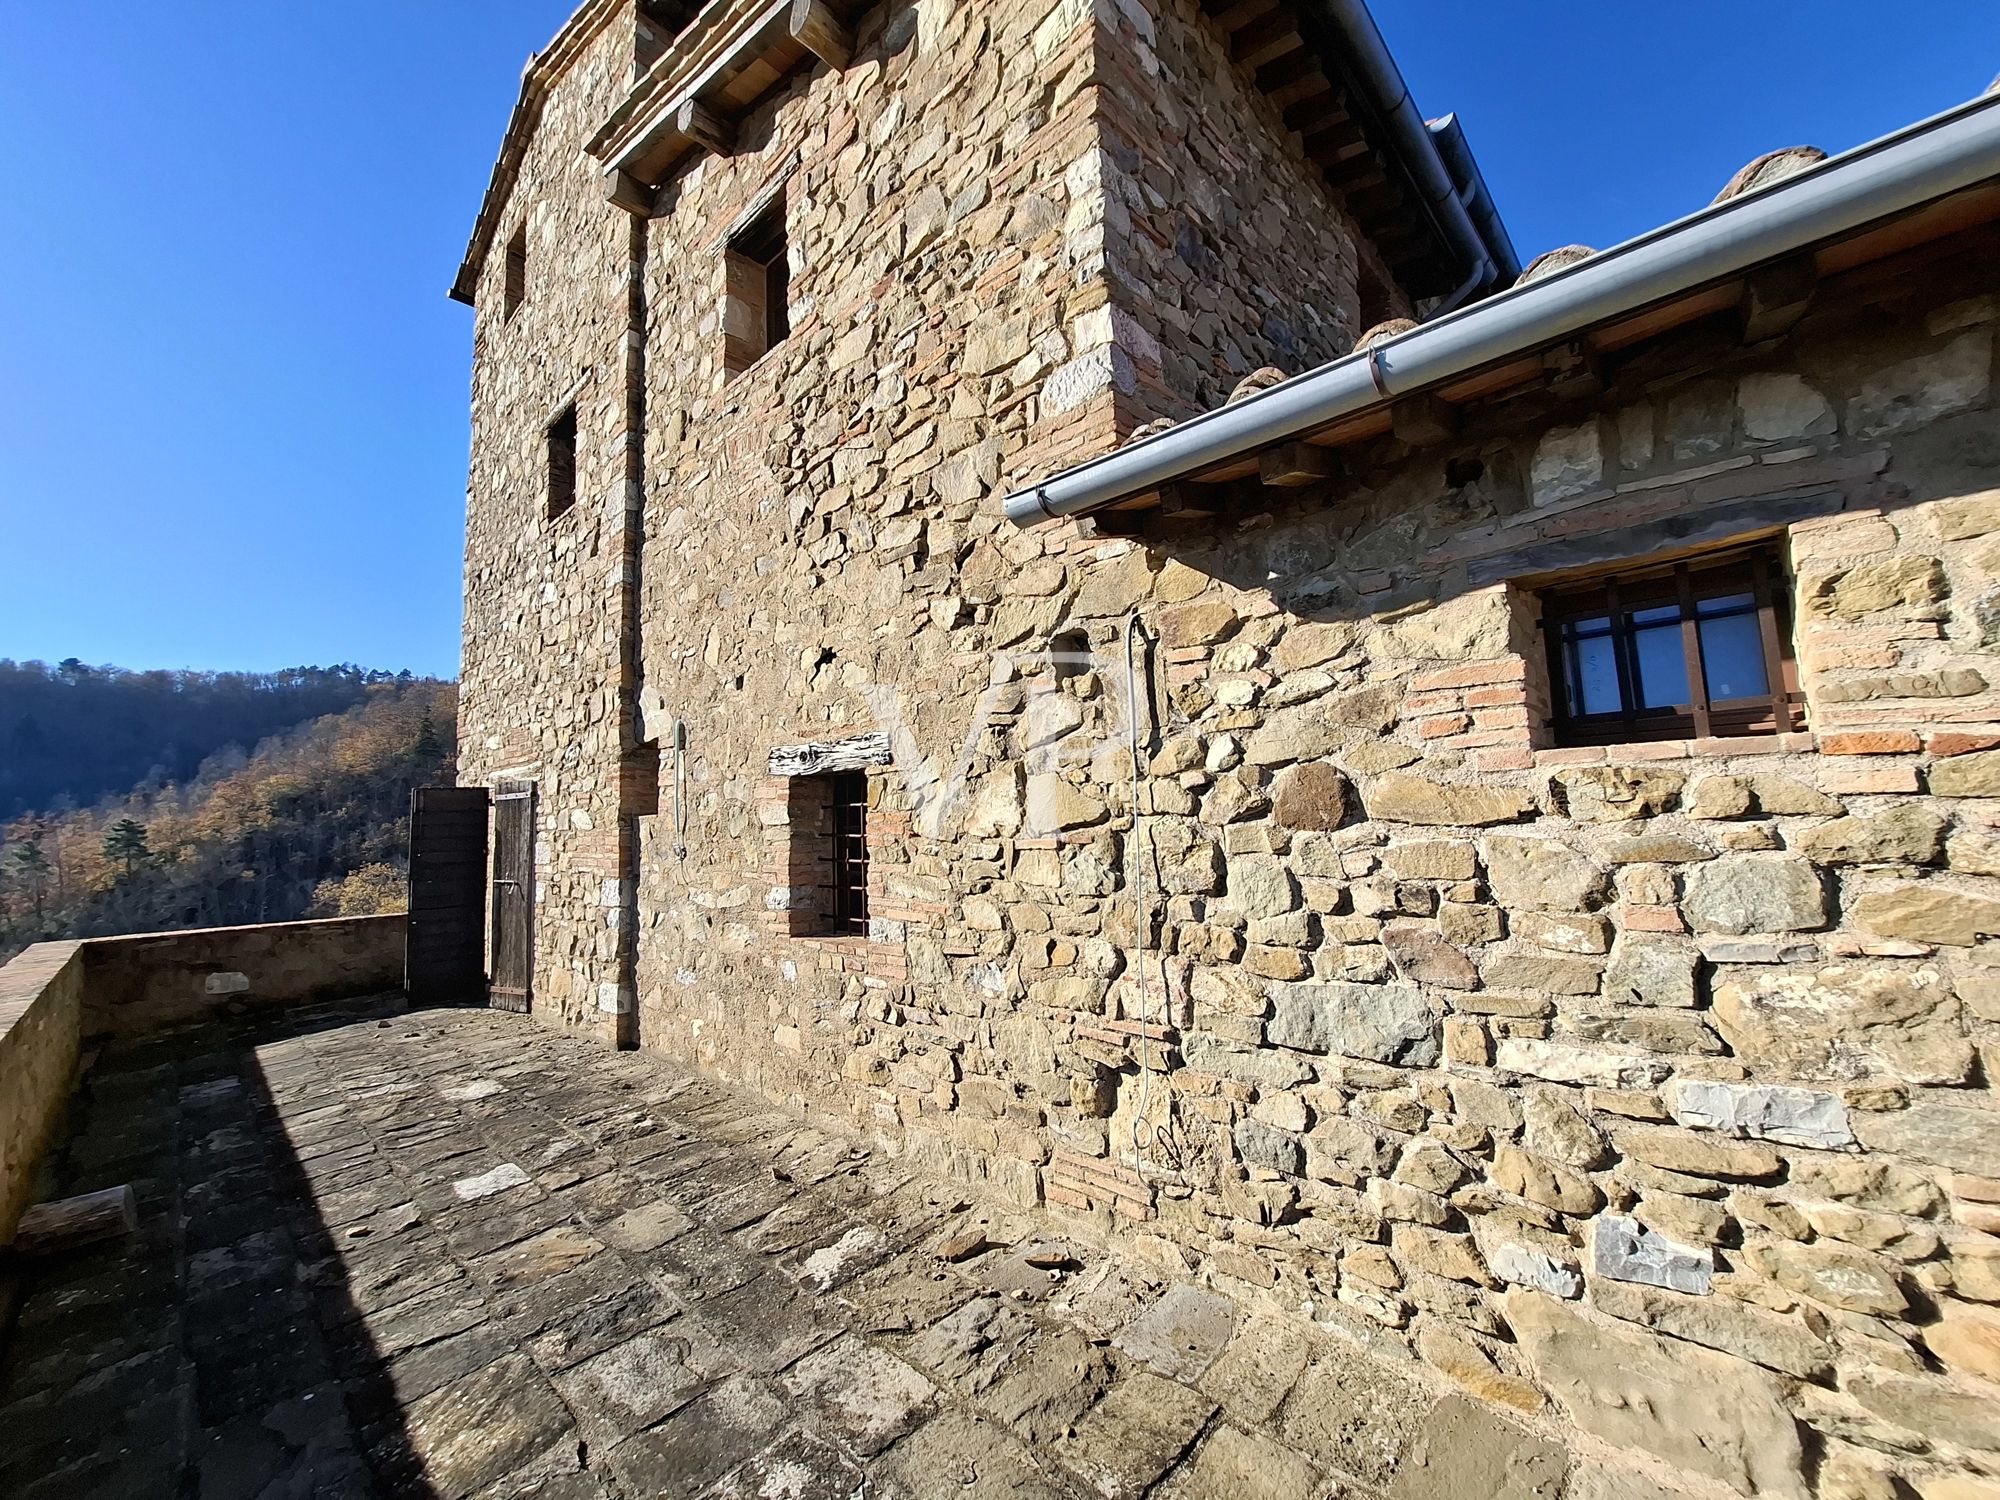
[{"left": 1122, "top": 610, "right": 1169, "bottom": 1176}]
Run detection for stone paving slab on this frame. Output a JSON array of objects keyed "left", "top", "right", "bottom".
[{"left": 0, "top": 996, "right": 1576, "bottom": 1498}]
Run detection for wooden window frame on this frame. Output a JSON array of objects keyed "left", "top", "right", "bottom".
[
  {"left": 545, "top": 405, "right": 577, "bottom": 520},
  {"left": 1538, "top": 542, "right": 1801, "bottom": 747}
]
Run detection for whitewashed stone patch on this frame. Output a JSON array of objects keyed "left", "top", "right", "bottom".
[
  {"left": 1593, "top": 1214, "right": 1713, "bottom": 1294},
  {"left": 1671, "top": 1080, "right": 1854, "bottom": 1149}
]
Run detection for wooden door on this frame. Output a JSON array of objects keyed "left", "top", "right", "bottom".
[
  {"left": 406, "top": 786, "right": 489, "bottom": 1004},
  {"left": 489, "top": 781, "right": 535, "bottom": 1013}
]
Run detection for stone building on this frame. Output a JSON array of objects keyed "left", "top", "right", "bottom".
[{"left": 453, "top": 1, "right": 2000, "bottom": 1493}]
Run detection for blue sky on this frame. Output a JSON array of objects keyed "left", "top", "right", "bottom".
[{"left": 1, "top": 3, "right": 1994, "bottom": 679}]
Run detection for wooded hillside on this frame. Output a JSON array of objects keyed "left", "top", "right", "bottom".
[
  {"left": 0, "top": 659, "right": 406, "bottom": 820},
  {"left": 0, "top": 673, "right": 456, "bottom": 963}
]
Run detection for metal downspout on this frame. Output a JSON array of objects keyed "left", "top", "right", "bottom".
[
  {"left": 615, "top": 212, "right": 648, "bottom": 1051},
  {"left": 1314, "top": 0, "right": 1509, "bottom": 301}
]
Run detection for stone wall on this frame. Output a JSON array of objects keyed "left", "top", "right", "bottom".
[
  {"left": 454, "top": 0, "right": 1394, "bottom": 1064},
  {"left": 1, "top": 915, "right": 401, "bottom": 1245},
  {"left": 78, "top": 915, "right": 408, "bottom": 1036},
  {"left": 1096, "top": 0, "right": 1379, "bottom": 418},
  {"left": 630, "top": 215, "right": 2000, "bottom": 1497},
  {"left": 458, "top": 0, "right": 2000, "bottom": 1493},
  {"left": 457, "top": 11, "right": 650, "bottom": 1040},
  {"left": 0, "top": 942, "right": 85, "bottom": 1246},
  {"left": 958, "top": 261, "right": 1999, "bottom": 1497}
]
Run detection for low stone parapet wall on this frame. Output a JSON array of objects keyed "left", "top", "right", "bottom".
[
  {"left": 78, "top": 914, "right": 407, "bottom": 1037},
  {"left": 0, "top": 915, "right": 407, "bottom": 1245},
  {"left": 0, "top": 942, "right": 85, "bottom": 1246}
]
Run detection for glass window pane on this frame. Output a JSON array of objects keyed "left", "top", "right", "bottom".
[
  {"left": 1695, "top": 591, "right": 1755, "bottom": 617},
  {"left": 1632, "top": 604, "right": 1679, "bottom": 626},
  {"left": 1700, "top": 613, "right": 1770, "bottom": 701},
  {"left": 1568, "top": 634, "right": 1622, "bottom": 715},
  {"left": 1630, "top": 623, "right": 1689, "bottom": 709}
]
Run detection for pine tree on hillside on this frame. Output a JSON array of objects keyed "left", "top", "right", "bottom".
[
  {"left": 0, "top": 675, "right": 457, "bottom": 963},
  {"left": 9, "top": 833, "right": 50, "bottom": 921},
  {"left": 103, "top": 817, "right": 152, "bottom": 879}
]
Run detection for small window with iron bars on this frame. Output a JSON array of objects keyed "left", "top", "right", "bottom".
[
  {"left": 1538, "top": 541, "right": 1801, "bottom": 746},
  {"left": 827, "top": 771, "right": 870, "bottom": 935}
]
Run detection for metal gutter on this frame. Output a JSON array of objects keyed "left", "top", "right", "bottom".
[
  {"left": 1312, "top": 0, "right": 1512, "bottom": 303},
  {"left": 1429, "top": 113, "right": 1520, "bottom": 287},
  {"left": 1004, "top": 92, "right": 2000, "bottom": 528}
]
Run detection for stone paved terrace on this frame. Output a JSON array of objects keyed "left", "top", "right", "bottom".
[{"left": 0, "top": 996, "right": 1581, "bottom": 1500}]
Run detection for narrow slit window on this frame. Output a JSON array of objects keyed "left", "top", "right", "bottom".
[
  {"left": 828, "top": 771, "right": 869, "bottom": 936},
  {"left": 723, "top": 200, "right": 789, "bottom": 376},
  {"left": 1539, "top": 542, "right": 1798, "bottom": 746},
  {"left": 546, "top": 406, "right": 577, "bottom": 520},
  {"left": 504, "top": 224, "right": 527, "bottom": 320}
]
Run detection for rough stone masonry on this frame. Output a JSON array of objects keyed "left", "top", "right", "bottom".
[{"left": 454, "top": 1, "right": 2000, "bottom": 1495}]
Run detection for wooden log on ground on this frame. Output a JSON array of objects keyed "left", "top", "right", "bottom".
[{"left": 12, "top": 1185, "right": 138, "bottom": 1257}]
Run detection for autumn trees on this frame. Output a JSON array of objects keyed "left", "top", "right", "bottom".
[{"left": 0, "top": 674, "right": 456, "bottom": 961}]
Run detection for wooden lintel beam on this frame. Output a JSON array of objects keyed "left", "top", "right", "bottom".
[
  {"left": 1390, "top": 394, "right": 1460, "bottom": 449},
  {"left": 1740, "top": 253, "right": 1819, "bottom": 344},
  {"left": 788, "top": 0, "right": 854, "bottom": 70},
  {"left": 675, "top": 98, "right": 736, "bottom": 156},
  {"left": 1259, "top": 442, "right": 1340, "bottom": 487},
  {"left": 605, "top": 170, "right": 656, "bottom": 217}
]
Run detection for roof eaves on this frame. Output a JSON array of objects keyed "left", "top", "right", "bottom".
[
  {"left": 450, "top": 0, "right": 631, "bottom": 307},
  {"left": 1003, "top": 91, "right": 2000, "bottom": 527}
]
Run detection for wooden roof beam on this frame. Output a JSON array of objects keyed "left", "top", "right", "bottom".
[
  {"left": 1256, "top": 51, "right": 1322, "bottom": 100},
  {"left": 1157, "top": 483, "right": 1219, "bottom": 520},
  {"left": 605, "top": 170, "right": 657, "bottom": 216},
  {"left": 788, "top": 0, "right": 853, "bottom": 70},
  {"left": 1259, "top": 442, "right": 1341, "bottom": 487},
  {"left": 675, "top": 98, "right": 736, "bottom": 156},
  {"left": 1284, "top": 89, "right": 1350, "bottom": 137},
  {"left": 1740, "top": 253, "right": 1819, "bottom": 344},
  {"left": 1210, "top": 0, "right": 1279, "bottom": 35},
  {"left": 1390, "top": 393, "right": 1459, "bottom": 449},
  {"left": 1541, "top": 340, "right": 1605, "bottom": 401},
  {"left": 1230, "top": 10, "right": 1303, "bottom": 69}
]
